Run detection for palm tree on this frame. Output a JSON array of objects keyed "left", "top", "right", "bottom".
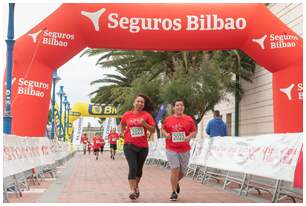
[{"left": 82, "top": 48, "right": 255, "bottom": 129}]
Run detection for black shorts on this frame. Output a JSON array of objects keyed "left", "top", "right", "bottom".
[
  {"left": 93, "top": 148, "right": 100, "bottom": 152},
  {"left": 110, "top": 144, "right": 117, "bottom": 150}
]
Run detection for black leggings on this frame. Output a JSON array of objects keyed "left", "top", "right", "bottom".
[{"left": 124, "top": 143, "right": 148, "bottom": 180}]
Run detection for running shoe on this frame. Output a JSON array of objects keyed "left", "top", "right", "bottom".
[
  {"left": 129, "top": 192, "right": 137, "bottom": 200},
  {"left": 169, "top": 192, "right": 178, "bottom": 201},
  {"left": 177, "top": 183, "right": 180, "bottom": 194}
]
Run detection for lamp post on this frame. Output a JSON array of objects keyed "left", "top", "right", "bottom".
[
  {"left": 4, "top": 3, "right": 15, "bottom": 134},
  {"left": 57, "top": 86, "right": 65, "bottom": 140},
  {"left": 50, "top": 70, "right": 61, "bottom": 140},
  {"left": 67, "top": 102, "right": 71, "bottom": 141},
  {"left": 63, "top": 95, "right": 68, "bottom": 142}
]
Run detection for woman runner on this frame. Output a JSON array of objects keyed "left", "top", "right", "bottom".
[{"left": 119, "top": 94, "right": 156, "bottom": 200}]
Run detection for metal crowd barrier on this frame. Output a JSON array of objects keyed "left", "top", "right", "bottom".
[
  {"left": 223, "top": 171, "right": 247, "bottom": 195},
  {"left": 147, "top": 156, "right": 303, "bottom": 203},
  {"left": 3, "top": 151, "right": 76, "bottom": 203},
  {"left": 275, "top": 180, "right": 303, "bottom": 203}
]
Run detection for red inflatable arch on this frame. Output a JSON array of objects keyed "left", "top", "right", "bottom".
[{"left": 4, "top": 3, "right": 302, "bottom": 136}]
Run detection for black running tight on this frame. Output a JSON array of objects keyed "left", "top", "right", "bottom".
[{"left": 124, "top": 143, "right": 148, "bottom": 180}]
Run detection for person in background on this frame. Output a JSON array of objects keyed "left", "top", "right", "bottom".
[
  {"left": 93, "top": 134, "right": 102, "bottom": 160},
  {"left": 205, "top": 110, "right": 228, "bottom": 137},
  {"left": 87, "top": 140, "right": 92, "bottom": 155},
  {"left": 161, "top": 99, "right": 196, "bottom": 201},
  {"left": 100, "top": 134, "right": 105, "bottom": 154},
  {"left": 81, "top": 133, "right": 88, "bottom": 155},
  {"left": 109, "top": 128, "right": 120, "bottom": 160}
]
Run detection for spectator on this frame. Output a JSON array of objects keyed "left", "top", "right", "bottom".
[{"left": 205, "top": 110, "right": 228, "bottom": 137}]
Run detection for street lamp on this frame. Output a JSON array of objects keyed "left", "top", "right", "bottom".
[
  {"left": 67, "top": 102, "right": 71, "bottom": 141},
  {"left": 57, "top": 86, "right": 66, "bottom": 140},
  {"left": 50, "top": 70, "right": 61, "bottom": 140},
  {"left": 63, "top": 95, "right": 69, "bottom": 142},
  {"left": 4, "top": 3, "right": 15, "bottom": 134}
]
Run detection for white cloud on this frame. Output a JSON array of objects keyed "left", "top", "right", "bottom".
[{"left": 56, "top": 48, "right": 117, "bottom": 106}]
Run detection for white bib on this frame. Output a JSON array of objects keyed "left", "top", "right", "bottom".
[
  {"left": 172, "top": 132, "right": 186, "bottom": 143},
  {"left": 130, "top": 127, "right": 145, "bottom": 138}
]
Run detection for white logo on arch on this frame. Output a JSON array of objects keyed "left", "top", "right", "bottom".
[
  {"left": 81, "top": 8, "right": 106, "bottom": 31},
  {"left": 252, "top": 35, "right": 267, "bottom": 50},
  {"left": 28, "top": 30, "right": 43, "bottom": 43},
  {"left": 280, "top": 84, "right": 295, "bottom": 100}
]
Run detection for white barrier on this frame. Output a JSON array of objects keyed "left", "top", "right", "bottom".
[
  {"left": 148, "top": 133, "right": 303, "bottom": 182},
  {"left": 4, "top": 135, "right": 74, "bottom": 178}
]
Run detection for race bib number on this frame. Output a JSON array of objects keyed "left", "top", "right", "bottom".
[
  {"left": 172, "top": 132, "right": 186, "bottom": 143},
  {"left": 130, "top": 127, "right": 145, "bottom": 138}
]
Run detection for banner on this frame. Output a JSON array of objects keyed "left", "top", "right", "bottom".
[
  {"left": 293, "top": 145, "right": 303, "bottom": 188},
  {"left": 72, "top": 117, "right": 84, "bottom": 150},
  {"left": 67, "top": 102, "right": 120, "bottom": 139},
  {"left": 3, "top": 135, "right": 74, "bottom": 178},
  {"left": 149, "top": 133, "right": 303, "bottom": 182},
  {"left": 103, "top": 118, "right": 118, "bottom": 141}
]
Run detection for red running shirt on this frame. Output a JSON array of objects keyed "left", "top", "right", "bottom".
[
  {"left": 162, "top": 114, "right": 196, "bottom": 153},
  {"left": 121, "top": 111, "right": 156, "bottom": 148},
  {"left": 93, "top": 136, "right": 103, "bottom": 149},
  {"left": 81, "top": 136, "right": 88, "bottom": 144},
  {"left": 109, "top": 133, "right": 119, "bottom": 144}
]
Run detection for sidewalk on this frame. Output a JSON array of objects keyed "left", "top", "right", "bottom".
[{"left": 7, "top": 152, "right": 298, "bottom": 203}]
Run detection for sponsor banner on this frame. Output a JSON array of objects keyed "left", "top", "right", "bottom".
[
  {"left": 72, "top": 117, "right": 84, "bottom": 149},
  {"left": 102, "top": 118, "right": 118, "bottom": 141},
  {"left": 88, "top": 104, "right": 117, "bottom": 116},
  {"left": 293, "top": 146, "right": 303, "bottom": 188},
  {"left": 189, "top": 138, "right": 206, "bottom": 165},
  {"left": 197, "top": 134, "right": 303, "bottom": 182},
  {"left": 147, "top": 140, "right": 158, "bottom": 159},
  {"left": 4, "top": 135, "right": 74, "bottom": 178},
  {"left": 149, "top": 133, "right": 302, "bottom": 182}
]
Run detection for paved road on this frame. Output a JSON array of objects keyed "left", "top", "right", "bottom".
[
  {"left": 8, "top": 152, "right": 301, "bottom": 203},
  {"left": 37, "top": 152, "right": 253, "bottom": 203}
]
